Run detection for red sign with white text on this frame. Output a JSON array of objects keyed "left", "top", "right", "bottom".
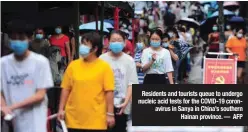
[{"left": 203, "top": 58, "right": 236, "bottom": 84}]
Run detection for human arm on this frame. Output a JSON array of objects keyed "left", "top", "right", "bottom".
[
  {"left": 142, "top": 59, "right": 155, "bottom": 72},
  {"left": 9, "top": 89, "right": 47, "bottom": 111},
  {"left": 57, "top": 89, "right": 71, "bottom": 120},
  {"left": 65, "top": 41, "right": 71, "bottom": 63},
  {"left": 167, "top": 72, "right": 174, "bottom": 84},
  {"left": 141, "top": 50, "right": 156, "bottom": 72},
  {"left": 136, "top": 62, "right": 142, "bottom": 68},
  {"left": 1, "top": 93, "right": 12, "bottom": 116},
  {"left": 169, "top": 49, "right": 179, "bottom": 61},
  {"left": 71, "top": 37, "right": 76, "bottom": 59},
  {"left": 207, "top": 34, "right": 211, "bottom": 44},
  {"left": 103, "top": 64, "right": 115, "bottom": 127},
  {"left": 57, "top": 64, "right": 73, "bottom": 120},
  {"left": 165, "top": 50, "right": 174, "bottom": 84},
  {"left": 117, "top": 59, "right": 138, "bottom": 115},
  {"left": 10, "top": 58, "right": 53, "bottom": 110},
  {"left": 226, "top": 38, "right": 233, "bottom": 54},
  {"left": 103, "top": 64, "right": 115, "bottom": 115},
  {"left": 226, "top": 47, "right": 233, "bottom": 53}
]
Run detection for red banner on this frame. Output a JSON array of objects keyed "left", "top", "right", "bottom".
[
  {"left": 203, "top": 58, "right": 236, "bottom": 84},
  {"left": 114, "top": 7, "right": 120, "bottom": 30}
]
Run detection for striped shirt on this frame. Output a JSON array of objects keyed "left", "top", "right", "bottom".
[
  {"left": 134, "top": 50, "right": 144, "bottom": 84},
  {"left": 170, "top": 40, "right": 193, "bottom": 61}
]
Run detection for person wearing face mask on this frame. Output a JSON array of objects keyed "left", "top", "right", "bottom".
[
  {"left": 121, "top": 29, "right": 134, "bottom": 57},
  {"left": 1, "top": 21, "right": 54, "bottom": 132},
  {"left": 206, "top": 24, "right": 220, "bottom": 58},
  {"left": 58, "top": 32, "right": 115, "bottom": 132},
  {"left": 167, "top": 27, "right": 193, "bottom": 84},
  {"left": 163, "top": 7, "right": 176, "bottom": 27},
  {"left": 135, "top": 34, "right": 148, "bottom": 84},
  {"left": 162, "top": 33, "right": 179, "bottom": 61},
  {"left": 49, "top": 26, "right": 72, "bottom": 65},
  {"left": 226, "top": 28, "right": 247, "bottom": 84},
  {"left": 162, "top": 33, "right": 179, "bottom": 84},
  {"left": 141, "top": 29, "right": 174, "bottom": 84},
  {"left": 102, "top": 35, "right": 110, "bottom": 53},
  {"left": 225, "top": 24, "right": 234, "bottom": 40},
  {"left": 100, "top": 30, "right": 138, "bottom": 132},
  {"left": 30, "top": 28, "right": 50, "bottom": 57}
]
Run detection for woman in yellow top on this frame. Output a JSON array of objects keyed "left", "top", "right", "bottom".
[
  {"left": 226, "top": 28, "right": 247, "bottom": 83},
  {"left": 57, "top": 32, "right": 115, "bottom": 132}
]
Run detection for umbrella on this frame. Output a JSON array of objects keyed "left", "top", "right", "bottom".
[
  {"left": 229, "top": 16, "right": 245, "bottom": 23},
  {"left": 224, "top": 2, "right": 239, "bottom": 7},
  {"left": 209, "top": 9, "right": 235, "bottom": 19},
  {"left": 177, "top": 18, "right": 200, "bottom": 28},
  {"left": 79, "top": 21, "right": 110, "bottom": 33},
  {"left": 200, "top": 1, "right": 211, "bottom": 5},
  {"left": 228, "top": 16, "right": 246, "bottom": 29},
  {"left": 224, "top": 2, "right": 240, "bottom": 11},
  {"left": 92, "top": 21, "right": 114, "bottom": 29},
  {"left": 104, "top": 19, "right": 114, "bottom": 26},
  {"left": 200, "top": 10, "right": 235, "bottom": 42},
  {"left": 200, "top": 1, "right": 218, "bottom": 9}
]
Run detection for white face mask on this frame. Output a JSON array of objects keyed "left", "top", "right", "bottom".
[
  {"left": 235, "top": 10, "right": 239, "bottom": 16},
  {"left": 168, "top": 32, "right": 174, "bottom": 38},
  {"left": 79, "top": 36, "right": 82, "bottom": 44},
  {"left": 237, "top": 33, "right": 243, "bottom": 38},
  {"left": 226, "top": 25, "right": 231, "bottom": 30}
]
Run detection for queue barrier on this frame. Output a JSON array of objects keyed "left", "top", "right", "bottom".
[
  {"left": 47, "top": 112, "right": 67, "bottom": 132},
  {"left": 203, "top": 52, "right": 238, "bottom": 84}
]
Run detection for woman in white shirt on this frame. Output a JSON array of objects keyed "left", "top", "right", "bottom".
[{"left": 141, "top": 29, "right": 174, "bottom": 84}]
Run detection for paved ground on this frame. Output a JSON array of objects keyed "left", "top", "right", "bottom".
[
  {"left": 188, "top": 52, "right": 203, "bottom": 84},
  {"left": 187, "top": 52, "right": 248, "bottom": 84}
]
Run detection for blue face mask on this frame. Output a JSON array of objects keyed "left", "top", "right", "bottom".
[
  {"left": 162, "top": 43, "right": 169, "bottom": 48},
  {"left": 213, "top": 26, "right": 218, "bottom": 31},
  {"left": 150, "top": 41, "right": 161, "bottom": 48},
  {"left": 10, "top": 40, "right": 29, "bottom": 56},
  {"left": 79, "top": 44, "right": 91, "bottom": 58},
  {"left": 55, "top": 28, "right": 62, "bottom": 34},
  {"left": 35, "top": 34, "right": 43, "bottom": 39},
  {"left": 109, "top": 42, "right": 124, "bottom": 54},
  {"left": 136, "top": 43, "right": 144, "bottom": 51}
]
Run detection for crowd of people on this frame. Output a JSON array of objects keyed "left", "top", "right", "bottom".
[
  {"left": 0, "top": 18, "right": 194, "bottom": 132},
  {"left": 203, "top": 24, "right": 247, "bottom": 83},
  {"left": 1, "top": 1, "right": 247, "bottom": 132}
]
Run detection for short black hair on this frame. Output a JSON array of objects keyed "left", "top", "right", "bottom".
[
  {"left": 235, "top": 27, "right": 246, "bottom": 35},
  {"left": 7, "top": 20, "right": 34, "bottom": 39},
  {"left": 109, "top": 30, "right": 126, "bottom": 40},
  {"left": 179, "top": 26, "right": 186, "bottom": 33},
  {"left": 81, "top": 32, "right": 102, "bottom": 57},
  {"left": 150, "top": 29, "right": 163, "bottom": 39},
  {"left": 163, "top": 33, "right": 170, "bottom": 40},
  {"left": 167, "top": 27, "right": 180, "bottom": 39}
]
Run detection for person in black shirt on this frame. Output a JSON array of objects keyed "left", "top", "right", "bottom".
[{"left": 30, "top": 28, "right": 50, "bottom": 57}]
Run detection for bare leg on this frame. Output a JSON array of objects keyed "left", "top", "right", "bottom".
[{"left": 237, "top": 68, "right": 244, "bottom": 84}]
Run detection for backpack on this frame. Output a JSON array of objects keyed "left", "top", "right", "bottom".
[{"left": 47, "top": 46, "right": 63, "bottom": 84}]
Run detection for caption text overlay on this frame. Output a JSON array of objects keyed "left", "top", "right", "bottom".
[{"left": 132, "top": 84, "right": 248, "bottom": 126}]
